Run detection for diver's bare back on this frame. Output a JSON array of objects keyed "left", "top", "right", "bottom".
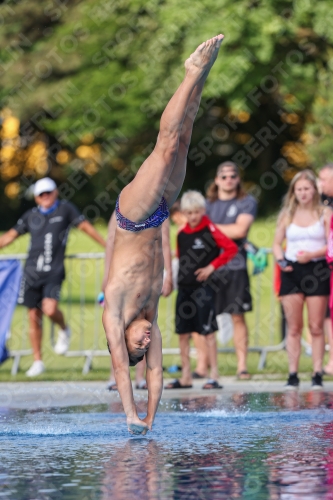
[{"left": 107, "top": 225, "right": 163, "bottom": 326}]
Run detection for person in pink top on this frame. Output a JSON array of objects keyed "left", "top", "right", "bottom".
[{"left": 318, "top": 164, "right": 333, "bottom": 375}]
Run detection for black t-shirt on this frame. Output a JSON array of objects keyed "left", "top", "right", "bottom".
[
  {"left": 206, "top": 195, "right": 257, "bottom": 270},
  {"left": 177, "top": 215, "right": 239, "bottom": 289},
  {"left": 13, "top": 200, "right": 85, "bottom": 279},
  {"left": 178, "top": 226, "right": 219, "bottom": 289}
]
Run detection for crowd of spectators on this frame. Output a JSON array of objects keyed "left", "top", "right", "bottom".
[{"left": 1, "top": 161, "right": 333, "bottom": 389}]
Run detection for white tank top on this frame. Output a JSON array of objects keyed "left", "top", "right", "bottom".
[{"left": 285, "top": 218, "right": 326, "bottom": 262}]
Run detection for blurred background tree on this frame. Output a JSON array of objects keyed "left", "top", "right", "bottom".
[{"left": 1, "top": 0, "right": 333, "bottom": 228}]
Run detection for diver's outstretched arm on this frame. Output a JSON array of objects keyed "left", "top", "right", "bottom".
[
  {"left": 102, "top": 309, "right": 148, "bottom": 435},
  {"left": 143, "top": 323, "right": 163, "bottom": 430}
]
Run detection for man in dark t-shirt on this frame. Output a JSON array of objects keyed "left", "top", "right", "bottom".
[
  {"left": 0, "top": 177, "right": 106, "bottom": 377},
  {"left": 206, "top": 161, "right": 257, "bottom": 379}
]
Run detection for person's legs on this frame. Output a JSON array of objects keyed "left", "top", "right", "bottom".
[
  {"left": 135, "top": 357, "right": 147, "bottom": 389},
  {"left": 192, "top": 331, "right": 208, "bottom": 377},
  {"left": 280, "top": 302, "right": 287, "bottom": 341},
  {"left": 41, "top": 298, "right": 66, "bottom": 329},
  {"left": 281, "top": 294, "right": 304, "bottom": 373},
  {"left": 42, "top": 296, "right": 71, "bottom": 355},
  {"left": 305, "top": 295, "right": 327, "bottom": 374},
  {"left": 179, "top": 333, "right": 192, "bottom": 386},
  {"left": 107, "top": 362, "right": 117, "bottom": 391},
  {"left": 232, "top": 314, "right": 249, "bottom": 376},
  {"left": 164, "top": 333, "right": 192, "bottom": 388},
  {"left": 206, "top": 332, "right": 218, "bottom": 381},
  {"left": 119, "top": 36, "right": 224, "bottom": 222},
  {"left": 28, "top": 308, "right": 43, "bottom": 361},
  {"left": 324, "top": 317, "right": 333, "bottom": 374}
]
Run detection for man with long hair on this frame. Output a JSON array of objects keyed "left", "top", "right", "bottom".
[{"left": 206, "top": 161, "right": 257, "bottom": 379}]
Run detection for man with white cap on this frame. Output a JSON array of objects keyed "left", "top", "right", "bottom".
[{"left": 0, "top": 177, "right": 106, "bottom": 376}]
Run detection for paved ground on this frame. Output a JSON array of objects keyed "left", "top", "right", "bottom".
[{"left": 1, "top": 379, "right": 333, "bottom": 409}]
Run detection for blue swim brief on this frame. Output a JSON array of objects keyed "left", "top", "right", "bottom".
[{"left": 115, "top": 196, "right": 169, "bottom": 232}]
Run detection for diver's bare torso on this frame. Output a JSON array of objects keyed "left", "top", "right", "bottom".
[{"left": 107, "top": 225, "right": 164, "bottom": 327}]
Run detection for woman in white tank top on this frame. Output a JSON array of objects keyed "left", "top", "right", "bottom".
[{"left": 273, "top": 169, "right": 332, "bottom": 390}]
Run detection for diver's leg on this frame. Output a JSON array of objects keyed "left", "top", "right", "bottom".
[
  {"left": 163, "top": 75, "right": 206, "bottom": 206},
  {"left": 119, "top": 35, "right": 224, "bottom": 222}
]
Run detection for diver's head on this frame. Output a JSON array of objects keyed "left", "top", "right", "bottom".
[{"left": 125, "top": 319, "right": 152, "bottom": 366}]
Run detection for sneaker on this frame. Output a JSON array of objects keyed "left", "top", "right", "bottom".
[
  {"left": 26, "top": 360, "right": 45, "bottom": 377},
  {"left": 285, "top": 373, "right": 300, "bottom": 390},
  {"left": 106, "top": 380, "right": 118, "bottom": 391},
  {"left": 54, "top": 326, "right": 71, "bottom": 355},
  {"left": 305, "top": 345, "right": 312, "bottom": 357},
  {"left": 311, "top": 372, "right": 323, "bottom": 390}
]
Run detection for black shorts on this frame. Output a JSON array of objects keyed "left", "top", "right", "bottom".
[
  {"left": 175, "top": 285, "right": 217, "bottom": 335},
  {"left": 213, "top": 268, "right": 252, "bottom": 315},
  {"left": 279, "top": 260, "right": 330, "bottom": 297},
  {"left": 18, "top": 274, "right": 64, "bottom": 309}
]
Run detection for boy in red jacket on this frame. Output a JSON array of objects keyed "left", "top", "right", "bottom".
[{"left": 165, "top": 190, "right": 238, "bottom": 390}]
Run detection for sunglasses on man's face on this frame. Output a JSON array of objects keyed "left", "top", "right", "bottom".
[
  {"left": 38, "top": 191, "right": 53, "bottom": 196},
  {"left": 220, "top": 174, "right": 238, "bottom": 180}
]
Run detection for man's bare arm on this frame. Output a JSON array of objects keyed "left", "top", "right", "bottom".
[
  {"left": 0, "top": 229, "right": 19, "bottom": 249},
  {"left": 161, "top": 218, "right": 173, "bottom": 297},
  {"left": 215, "top": 213, "right": 254, "bottom": 240},
  {"left": 102, "top": 302, "right": 148, "bottom": 434},
  {"left": 143, "top": 323, "right": 163, "bottom": 430},
  {"left": 77, "top": 220, "right": 106, "bottom": 247},
  {"left": 102, "top": 212, "right": 117, "bottom": 292}
]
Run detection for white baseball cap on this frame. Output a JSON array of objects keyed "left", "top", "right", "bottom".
[{"left": 34, "top": 177, "right": 57, "bottom": 196}]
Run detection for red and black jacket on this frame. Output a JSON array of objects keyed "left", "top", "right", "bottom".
[{"left": 177, "top": 215, "right": 238, "bottom": 288}]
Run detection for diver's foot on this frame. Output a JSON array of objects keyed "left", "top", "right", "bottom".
[{"left": 185, "top": 35, "right": 224, "bottom": 77}]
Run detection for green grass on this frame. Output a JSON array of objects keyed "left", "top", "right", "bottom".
[{"left": 1, "top": 218, "right": 330, "bottom": 382}]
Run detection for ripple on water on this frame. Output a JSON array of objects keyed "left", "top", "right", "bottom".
[{"left": 0, "top": 393, "right": 333, "bottom": 499}]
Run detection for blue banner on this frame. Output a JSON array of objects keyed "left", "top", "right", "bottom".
[{"left": 0, "top": 260, "right": 22, "bottom": 364}]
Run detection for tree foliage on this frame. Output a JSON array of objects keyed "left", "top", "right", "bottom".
[{"left": 1, "top": 0, "right": 333, "bottom": 226}]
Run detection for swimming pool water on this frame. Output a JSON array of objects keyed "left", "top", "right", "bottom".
[{"left": 1, "top": 392, "right": 333, "bottom": 499}]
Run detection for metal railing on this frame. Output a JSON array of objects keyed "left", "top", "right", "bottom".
[{"left": 2, "top": 251, "right": 290, "bottom": 375}]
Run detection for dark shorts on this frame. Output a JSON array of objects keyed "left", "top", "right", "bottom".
[
  {"left": 18, "top": 274, "right": 64, "bottom": 309},
  {"left": 175, "top": 285, "right": 217, "bottom": 335},
  {"left": 279, "top": 260, "right": 330, "bottom": 297},
  {"left": 213, "top": 268, "right": 252, "bottom": 315}
]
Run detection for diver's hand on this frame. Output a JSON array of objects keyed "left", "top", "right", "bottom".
[
  {"left": 142, "top": 415, "right": 153, "bottom": 431},
  {"left": 127, "top": 416, "right": 149, "bottom": 435}
]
